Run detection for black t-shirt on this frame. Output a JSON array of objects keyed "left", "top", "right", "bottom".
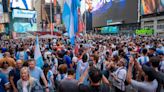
[
  {"left": 79, "top": 83, "right": 110, "bottom": 92},
  {"left": 9, "top": 68, "right": 20, "bottom": 88}
]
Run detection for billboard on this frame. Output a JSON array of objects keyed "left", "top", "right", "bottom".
[
  {"left": 92, "top": 0, "right": 138, "bottom": 27},
  {"left": 157, "top": 0, "right": 164, "bottom": 12},
  {"left": 141, "top": 0, "right": 156, "bottom": 15},
  {"left": 136, "top": 29, "right": 154, "bottom": 35},
  {"left": 0, "top": 4, "right": 3, "bottom": 18},
  {"left": 10, "top": 0, "right": 32, "bottom": 10},
  {"left": 101, "top": 26, "right": 119, "bottom": 34},
  {"left": 13, "top": 22, "right": 37, "bottom": 33},
  {"left": 12, "top": 9, "right": 36, "bottom": 19},
  {"left": 0, "top": 24, "right": 4, "bottom": 33},
  {"left": 0, "top": 13, "right": 10, "bottom": 23}
]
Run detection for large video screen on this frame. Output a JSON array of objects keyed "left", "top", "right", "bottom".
[
  {"left": 141, "top": 0, "right": 156, "bottom": 15},
  {"left": 101, "top": 26, "right": 119, "bottom": 34},
  {"left": 157, "top": 0, "right": 164, "bottom": 12},
  {"left": 10, "top": 0, "right": 32, "bottom": 10},
  {"left": 13, "top": 22, "right": 37, "bottom": 33},
  {"left": 92, "top": 0, "right": 138, "bottom": 27}
]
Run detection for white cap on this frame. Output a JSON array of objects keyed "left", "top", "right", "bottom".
[{"left": 72, "top": 57, "right": 78, "bottom": 63}]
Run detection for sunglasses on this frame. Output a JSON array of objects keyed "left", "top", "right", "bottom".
[{"left": 3, "top": 62, "right": 9, "bottom": 64}]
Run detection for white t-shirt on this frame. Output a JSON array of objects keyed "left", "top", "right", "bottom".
[
  {"left": 112, "top": 50, "right": 118, "bottom": 57},
  {"left": 44, "top": 51, "right": 52, "bottom": 60},
  {"left": 113, "top": 67, "right": 127, "bottom": 91},
  {"left": 131, "top": 79, "right": 158, "bottom": 92},
  {"left": 22, "top": 80, "right": 29, "bottom": 92}
]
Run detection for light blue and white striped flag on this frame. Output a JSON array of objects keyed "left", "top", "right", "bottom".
[
  {"left": 62, "top": 0, "right": 80, "bottom": 45},
  {"left": 34, "top": 36, "right": 44, "bottom": 68}
]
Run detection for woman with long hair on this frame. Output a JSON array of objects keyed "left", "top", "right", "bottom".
[{"left": 17, "top": 67, "right": 43, "bottom": 92}]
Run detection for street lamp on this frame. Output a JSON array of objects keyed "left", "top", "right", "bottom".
[{"left": 50, "top": 0, "right": 53, "bottom": 35}]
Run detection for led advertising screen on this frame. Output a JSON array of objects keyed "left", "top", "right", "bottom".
[
  {"left": 141, "top": 0, "right": 156, "bottom": 15},
  {"left": 101, "top": 26, "right": 119, "bottom": 34},
  {"left": 136, "top": 29, "right": 154, "bottom": 35},
  {"left": 13, "top": 22, "right": 37, "bottom": 33},
  {"left": 10, "top": 0, "right": 32, "bottom": 10},
  {"left": 92, "top": 0, "right": 138, "bottom": 27},
  {"left": 157, "top": 0, "right": 164, "bottom": 12}
]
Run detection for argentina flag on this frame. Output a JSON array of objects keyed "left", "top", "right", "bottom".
[
  {"left": 62, "top": 0, "right": 80, "bottom": 45},
  {"left": 34, "top": 36, "right": 44, "bottom": 68}
]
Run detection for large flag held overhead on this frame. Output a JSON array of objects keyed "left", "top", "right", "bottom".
[
  {"left": 34, "top": 36, "right": 44, "bottom": 68},
  {"left": 62, "top": 0, "right": 80, "bottom": 45}
]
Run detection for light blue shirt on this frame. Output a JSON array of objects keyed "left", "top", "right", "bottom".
[{"left": 29, "top": 67, "right": 44, "bottom": 80}]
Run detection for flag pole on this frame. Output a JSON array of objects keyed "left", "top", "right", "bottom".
[
  {"left": 84, "top": 1, "right": 87, "bottom": 35},
  {"left": 50, "top": 0, "right": 53, "bottom": 35}
]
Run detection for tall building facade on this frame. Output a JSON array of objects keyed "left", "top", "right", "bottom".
[{"left": 33, "top": 0, "right": 43, "bottom": 31}]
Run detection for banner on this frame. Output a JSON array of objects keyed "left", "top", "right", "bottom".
[
  {"left": 10, "top": 0, "right": 32, "bottom": 10},
  {"left": 12, "top": 9, "right": 36, "bottom": 19},
  {"left": 54, "top": 0, "right": 56, "bottom": 6},
  {"left": 0, "top": 4, "right": 3, "bottom": 18}
]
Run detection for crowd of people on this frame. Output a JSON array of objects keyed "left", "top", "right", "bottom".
[{"left": 0, "top": 34, "right": 164, "bottom": 92}]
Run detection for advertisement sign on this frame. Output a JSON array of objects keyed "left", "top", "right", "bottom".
[
  {"left": 101, "top": 26, "right": 119, "bottom": 34},
  {"left": 12, "top": 9, "right": 36, "bottom": 19},
  {"left": 0, "top": 13, "right": 10, "bottom": 23},
  {"left": 157, "top": 0, "right": 164, "bottom": 12},
  {"left": 10, "top": 0, "right": 32, "bottom": 10},
  {"left": 0, "top": 4, "right": 3, "bottom": 18},
  {"left": 55, "top": 14, "right": 61, "bottom": 25},
  {"left": 13, "top": 22, "right": 37, "bottom": 33},
  {"left": 141, "top": 0, "right": 164, "bottom": 14},
  {"left": 45, "top": 0, "right": 53, "bottom": 3},
  {"left": 136, "top": 29, "right": 154, "bottom": 35},
  {"left": 12, "top": 31, "right": 17, "bottom": 39},
  {"left": 141, "top": 0, "right": 156, "bottom": 15},
  {"left": 0, "top": 24, "right": 4, "bottom": 33},
  {"left": 92, "top": 0, "right": 138, "bottom": 27}
]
